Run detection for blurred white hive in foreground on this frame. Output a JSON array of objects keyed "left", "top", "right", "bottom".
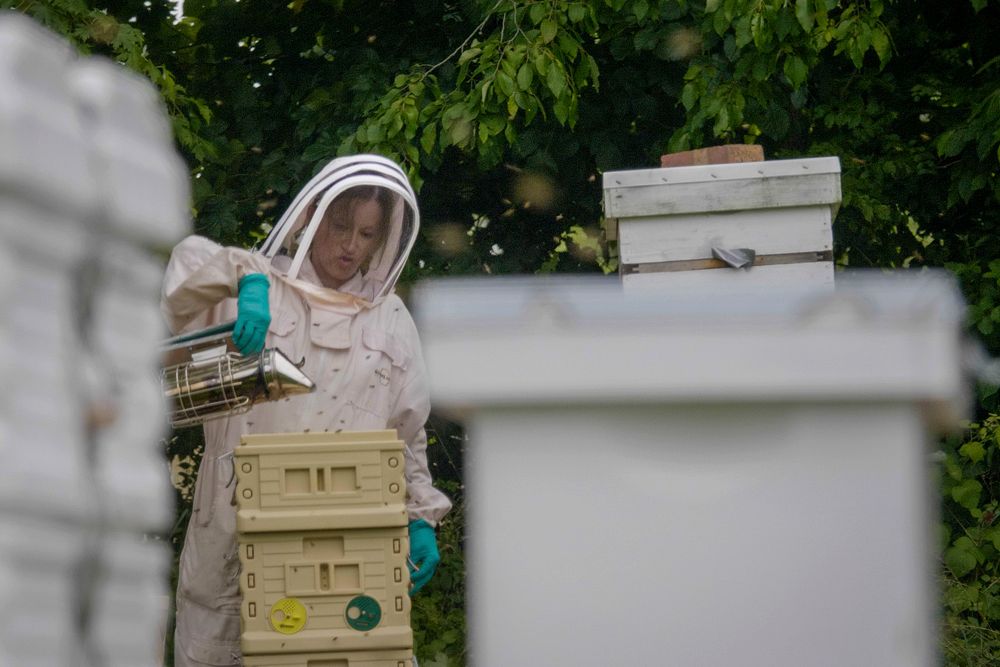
[
  {"left": 0, "top": 11, "right": 189, "bottom": 666},
  {"left": 415, "top": 272, "right": 968, "bottom": 667}
]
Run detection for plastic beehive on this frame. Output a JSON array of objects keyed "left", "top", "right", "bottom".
[
  {"left": 236, "top": 431, "right": 412, "bottom": 657},
  {"left": 235, "top": 431, "right": 409, "bottom": 532},
  {"left": 602, "top": 157, "right": 840, "bottom": 292},
  {"left": 242, "top": 649, "right": 414, "bottom": 667}
]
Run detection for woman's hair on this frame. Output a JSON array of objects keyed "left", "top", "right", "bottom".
[{"left": 324, "top": 185, "right": 394, "bottom": 249}]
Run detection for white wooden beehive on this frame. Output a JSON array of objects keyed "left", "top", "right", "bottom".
[{"left": 602, "top": 157, "right": 841, "bottom": 292}]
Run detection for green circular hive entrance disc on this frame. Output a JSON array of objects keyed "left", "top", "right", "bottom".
[{"left": 345, "top": 595, "right": 381, "bottom": 631}]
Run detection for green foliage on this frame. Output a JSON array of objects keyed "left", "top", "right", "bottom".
[
  {"left": 939, "top": 416, "right": 1000, "bottom": 665},
  {"left": 411, "top": 479, "right": 466, "bottom": 666},
  {"left": 949, "top": 260, "right": 1000, "bottom": 357},
  {"left": 345, "top": 1, "right": 602, "bottom": 177},
  {"left": 538, "top": 223, "right": 618, "bottom": 274}
]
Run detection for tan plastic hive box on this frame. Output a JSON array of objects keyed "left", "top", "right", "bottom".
[
  {"left": 238, "top": 526, "right": 412, "bottom": 654},
  {"left": 235, "top": 431, "right": 408, "bottom": 532},
  {"left": 242, "top": 649, "right": 413, "bottom": 667},
  {"left": 235, "top": 431, "right": 412, "bottom": 657}
]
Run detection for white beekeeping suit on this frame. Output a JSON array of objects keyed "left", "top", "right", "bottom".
[{"left": 161, "top": 154, "right": 452, "bottom": 666}]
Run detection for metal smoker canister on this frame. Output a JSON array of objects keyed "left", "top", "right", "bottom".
[{"left": 161, "top": 321, "right": 315, "bottom": 428}]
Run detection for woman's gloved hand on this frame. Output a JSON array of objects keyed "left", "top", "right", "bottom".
[
  {"left": 408, "top": 519, "right": 440, "bottom": 595},
  {"left": 233, "top": 273, "right": 271, "bottom": 355}
]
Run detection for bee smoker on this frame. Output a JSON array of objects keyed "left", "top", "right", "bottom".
[{"left": 161, "top": 321, "right": 315, "bottom": 428}]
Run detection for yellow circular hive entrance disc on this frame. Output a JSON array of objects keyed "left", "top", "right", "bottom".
[{"left": 269, "top": 597, "right": 307, "bottom": 634}]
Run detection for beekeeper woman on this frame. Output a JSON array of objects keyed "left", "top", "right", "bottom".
[{"left": 161, "top": 154, "right": 452, "bottom": 666}]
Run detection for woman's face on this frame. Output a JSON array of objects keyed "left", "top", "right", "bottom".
[{"left": 309, "top": 195, "right": 385, "bottom": 289}]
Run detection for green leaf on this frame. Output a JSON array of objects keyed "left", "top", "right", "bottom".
[
  {"left": 633, "top": 0, "right": 649, "bottom": 21},
  {"left": 553, "top": 94, "right": 570, "bottom": 125},
  {"left": 945, "top": 545, "right": 977, "bottom": 577},
  {"left": 951, "top": 478, "right": 983, "bottom": 511},
  {"left": 986, "top": 526, "right": 1000, "bottom": 551},
  {"left": 681, "top": 82, "right": 697, "bottom": 110},
  {"left": 546, "top": 65, "right": 566, "bottom": 98},
  {"left": 420, "top": 123, "right": 437, "bottom": 154},
  {"left": 557, "top": 32, "right": 579, "bottom": 59},
  {"left": 458, "top": 47, "right": 481, "bottom": 66},
  {"left": 938, "top": 129, "right": 968, "bottom": 157},
  {"left": 713, "top": 8, "right": 730, "bottom": 36},
  {"left": 734, "top": 15, "right": 752, "bottom": 48},
  {"left": 541, "top": 19, "right": 558, "bottom": 44},
  {"left": 517, "top": 62, "right": 534, "bottom": 89},
  {"left": 634, "top": 27, "right": 659, "bottom": 52},
  {"left": 496, "top": 71, "right": 515, "bottom": 97},
  {"left": 713, "top": 105, "right": 731, "bottom": 136},
  {"left": 534, "top": 54, "right": 549, "bottom": 76},
  {"left": 959, "top": 440, "right": 986, "bottom": 464},
  {"left": 871, "top": 28, "right": 890, "bottom": 65},
  {"left": 784, "top": 55, "right": 808, "bottom": 89},
  {"left": 365, "top": 122, "right": 385, "bottom": 143},
  {"left": 568, "top": 5, "right": 587, "bottom": 22},
  {"left": 795, "top": 0, "right": 814, "bottom": 32}
]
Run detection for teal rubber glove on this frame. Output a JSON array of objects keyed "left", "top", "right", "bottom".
[
  {"left": 233, "top": 273, "right": 271, "bottom": 355},
  {"left": 408, "top": 519, "right": 440, "bottom": 595}
]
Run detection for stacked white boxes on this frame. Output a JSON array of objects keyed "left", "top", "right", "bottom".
[
  {"left": 602, "top": 157, "right": 841, "bottom": 292},
  {"left": 0, "top": 12, "right": 189, "bottom": 667}
]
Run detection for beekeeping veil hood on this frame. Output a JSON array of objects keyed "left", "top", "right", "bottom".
[{"left": 257, "top": 154, "right": 419, "bottom": 303}]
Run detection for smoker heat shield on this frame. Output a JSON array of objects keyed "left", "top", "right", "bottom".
[{"left": 161, "top": 321, "right": 315, "bottom": 428}]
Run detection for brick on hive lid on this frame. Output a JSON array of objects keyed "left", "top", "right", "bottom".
[{"left": 659, "top": 144, "right": 764, "bottom": 168}]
